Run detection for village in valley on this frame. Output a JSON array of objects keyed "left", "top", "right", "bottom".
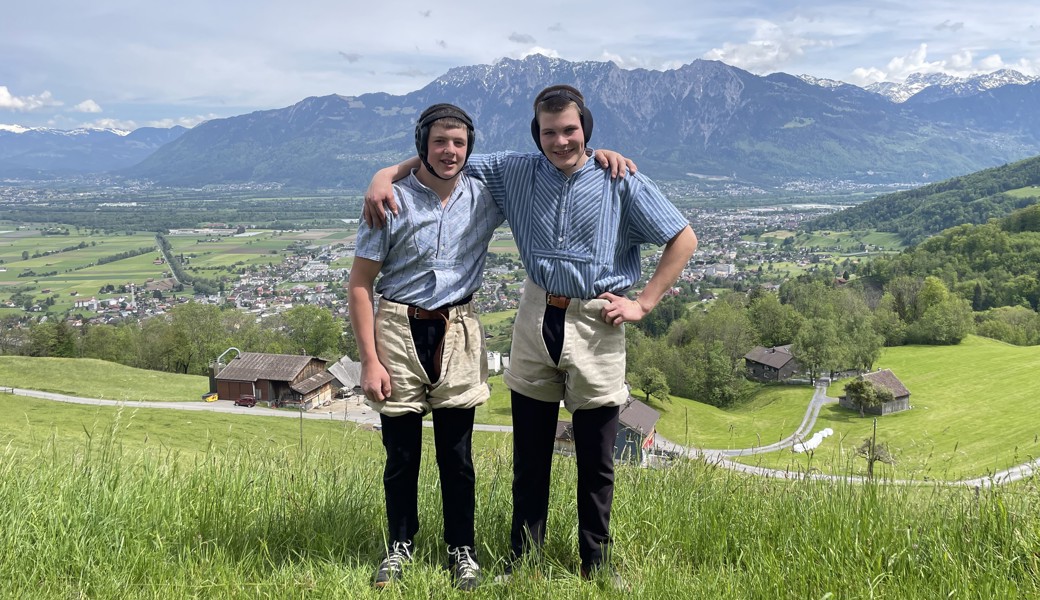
[{"left": 1, "top": 201, "right": 884, "bottom": 332}]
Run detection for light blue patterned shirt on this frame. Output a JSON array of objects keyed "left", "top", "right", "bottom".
[
  {"left": 354, "top": 171, "right": 505, "bottom": 310},
  {"left": 465, "top": 151, "right": 689, "bottom": 299}
]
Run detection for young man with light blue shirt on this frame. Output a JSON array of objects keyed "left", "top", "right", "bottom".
[
  {"left": 349, "top": 104, "right": 501, "bottom": 591},
  {"left": 365, "top": 85, "right": 697, "bottom": 587}
]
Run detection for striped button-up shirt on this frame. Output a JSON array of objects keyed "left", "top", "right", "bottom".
[
  {"left": 354, "top": 171, "right": 505, "bottom": 310},
  {"left": 466, "top": 151, "right": 689, "bottom": 299}
]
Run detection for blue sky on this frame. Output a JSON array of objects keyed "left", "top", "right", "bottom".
[{"left": 2, "top": 0, "right": 1038, "bottom": 131}]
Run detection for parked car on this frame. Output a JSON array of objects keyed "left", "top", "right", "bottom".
[{"left": 234, "top": 394, "right": 257, "bottom": 407}]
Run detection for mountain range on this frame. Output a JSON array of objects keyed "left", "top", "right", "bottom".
[
  {"left": 4, "top": 55, "right": 1040, "bottom": 190},
  {"left": 0, "top": 125, "right": 187, "bottom": 179}
]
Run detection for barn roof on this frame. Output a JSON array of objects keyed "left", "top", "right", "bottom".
[
  {"left": 619, "top": 398, "right": 660, "bottom": 435},
  {"left": 861, "top": 369, "right": 910, "bottom": 398},
  {"left": 328, "top": 355, "right": 362, "bottom": 388},
  {"left": 216, "top": 352, "right": 321, "bottom": 383},
  {"left": 292, "top": 370, "right": 336, "bottom": 395},
  {"left": 555, "top": 420, "right": 574, "bottom": 441}
]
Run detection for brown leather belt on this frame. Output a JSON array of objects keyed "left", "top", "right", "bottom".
[
  {"left": 546, "top": 293, "right": 571, "bottom": 309},
  {"left": 407, "top": 306, "right": 451, "bottom": 320}
]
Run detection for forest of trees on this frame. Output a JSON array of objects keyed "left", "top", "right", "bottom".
[
  {"left": 0, "top": 303, "right": 356, "bottom": 376},
  {"left": 858, "top": 203, "right": 1040, "bottom": 345},
  {"left": 808, "top": 154, "right": 1040, "bottom": 245},
  {"left": 627, "top": 205, "right": 1040, "bottom": 407}
]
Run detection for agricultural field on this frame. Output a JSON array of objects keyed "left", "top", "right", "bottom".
[
  {"left": 755, "top": 228, "right": 904, "bottom": 253},
  {"left": 0, "top": 225, "right": 359, "bottom": 316},
  {"left": 0, "top": 227, "right": 171, "bottom": 315}
]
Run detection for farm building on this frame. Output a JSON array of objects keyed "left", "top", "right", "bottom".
[
  {"left": 744, "top": 344, "right": 800, "bottom": 382},
  {"left": 552, "top": 397, "right": 661, "bottom": 465},
  {"left": 328, "top": 355, "right": 363, "bottom": 398},
  {"left": 212, "top": 351, "right": 332, "bottom": 409},
  {"left": 838, "top": 368, "right": 912, "bottom": 415},
  {"left": 615, "top": 398, "right": 660, "bottom": 464}
]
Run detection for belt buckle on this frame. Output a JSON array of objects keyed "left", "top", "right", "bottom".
[{"left": 546, "top": 293, "right": 570, "bottom": 309}]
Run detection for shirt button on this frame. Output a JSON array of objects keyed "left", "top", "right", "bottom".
[{"left": 557, "top": 237, "right": 563, "bottom": 242}]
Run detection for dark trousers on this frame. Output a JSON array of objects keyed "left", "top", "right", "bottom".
[
  {"left": 379, "top": 314, "right": 476, "bottom": 549},
  {"left": 509, "top": 305, "right": 620, "bottom": 568}
]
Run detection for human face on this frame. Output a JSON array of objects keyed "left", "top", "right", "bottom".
[
  {"left": 535, "top": 105, "right": 588, "bottom": 176},
  {"left": 425, "top": 122, "right": 469, "bottom": 179}
]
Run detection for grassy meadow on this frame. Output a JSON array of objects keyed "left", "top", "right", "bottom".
[
  {"left": 0, "top": 356, "right": 210, "bottom": 402},
  {"left": 754, "top": 229, "right": 904, "bottom": 252},
  {"left": 4, "top": 334, "right": 1037, "bottom": 482},
  {"left": 723, "top": 336, "right": 1040, "bottom": 481},
  {"left": 2, "top": 389, "right": 1039, "bottom": 598}
]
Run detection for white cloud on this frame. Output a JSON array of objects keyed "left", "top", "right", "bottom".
[
  {"left": 948, "top": 50, "right": 974, "bottom": 70},
  {"left": 849, "top": 43, "right": 1040, "bottom": 84},
  {"left": 0, "top": 87, "right": 62, "bottom": 111},
  {"left": 883, "top": 44, "right": 946, "bottom": 79},
  {"left": 849, "top": 66, "right": 886, "bottom": 85},
  {"left": 144, "top": 114, "right": 217, "bottom": 128},
  {"left": 73, "top": 99, "right": 102, "bottom": 113},
  {"left": 519, "top": 47, "right": 560, "bottom": 59},
  {"left": 80, "top": 117, "right": 136, "bottom": 131},
  {"left": 702, "top": 20, "right": 822, "bottom": 74},
  {"left": 78, "top": 114, "right": 215, "bottom": 131}
]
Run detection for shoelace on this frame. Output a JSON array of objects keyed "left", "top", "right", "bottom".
[
  {"left": 450, "top": 546, "right": 479, "bottom": 579},
  {"left": 386, "top": 541, "right": 412, "bottom": 570}
]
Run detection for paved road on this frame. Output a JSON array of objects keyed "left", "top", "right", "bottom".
[
  {"left": 5, "top": 387, "right": 514, "bottom": 433},
  {"left": 7, "top": 385, "right": 1036, "bottom": 486}
]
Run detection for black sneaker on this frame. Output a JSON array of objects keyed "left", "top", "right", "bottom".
[
  {"left": 447, "top": 545, "right": 481, "bottom": 591},
  {"left": 580, "top": 562, "right": 629, "bottom": 592},
  {"left": 492, "top": 556, "right": 515, "bottom": 585},
  {"left": 373, "top": 540, "right": 413, "bottom": 588}
]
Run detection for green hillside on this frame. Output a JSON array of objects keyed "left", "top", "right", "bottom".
[
  {"left": 5, "top": 339, "right": 1039, "bottom": 483},
  {"left": 1, "top": 391, "right": 1038, "bottom": 598},
  {"left": 729, "top": 336, "right": 1040, "bottom": 480},
  {"left": 858, "top": 202, "right": 1040, "bottom": 318},
  {"left": 0, "top": 356, "right": 209, "bottom": 402},
  {"left": 808, "top": 154, "right": 1040, "bottom": 245}
]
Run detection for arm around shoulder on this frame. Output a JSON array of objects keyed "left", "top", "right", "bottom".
[{"left": 363, "top": 158, "right": 420, "bottom": 227}]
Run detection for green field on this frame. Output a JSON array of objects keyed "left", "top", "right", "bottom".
[
  {"left": 725, "top": 336, "right": 1040, "bottom": 480},
  {"left": 755, "top": 229, "right": 905, "bottom": 252},
  {"left": 165, "top": 228, "right": 356, "bottom": 274},
  {"left": 1004, "top": 185, "right": 1040, "bottom": 199},
  {"left": 0, "top": 227, "right": 359, "bottom": 314},
  {"left": 488, "top": 238, "right": 519, "bottom": 254},
  {"left": 650, "top": 385, "right": 813, "bottom": 450},
  {"left": 4, "top": 335, "right": 1039, "bottom": 484},
  {"left": 0, "top": 228, "right": 172, "bottom": 313},
  {"left": 1, "top": 384, "right": 1037, "bottom": 598},
  {"left": 0, "top": 356, "right": 210, "bottom": 402}
]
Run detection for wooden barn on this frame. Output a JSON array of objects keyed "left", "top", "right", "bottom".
[
  {"left": 838, "top": 368, "right": 912, "bottom": 416},
  {"left": 213, "top": 352, "right": 332, "bottom": 409},
  {"left": 614, "top": 398, "right": 660, "bottom": 464},
  {"left": 552, "top": 398, "right": 661, "bottom": 465}
]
